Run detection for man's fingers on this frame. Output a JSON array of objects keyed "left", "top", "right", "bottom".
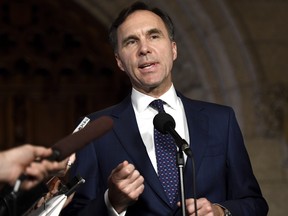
[
  {"left": 119, "top": 169, "right": 144, "bottom": 192},
  {"left": 111, "top": 161, "right": 136, "bottom": 180},
  {"left": 32, "top": 146, "right": 53, "bottom": 159}
]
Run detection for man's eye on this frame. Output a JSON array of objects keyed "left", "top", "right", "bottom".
[
  {"left": 126, "top": 39, "right": 136, "bottom": 46},
  {"left": 151, "top": 34, "right": 160, "bottom": 39}
]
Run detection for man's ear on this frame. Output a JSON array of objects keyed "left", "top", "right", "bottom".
[
  {"left": 115, "top": 54, "right": 125, "bottom": 71},
  {"left": 172, "top": 41, "right": 177, "bottom": 61}
]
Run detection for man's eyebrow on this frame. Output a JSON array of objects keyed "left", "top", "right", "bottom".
[
  {"left": 122, "top": 35, "right": 138, "bottom": 46},
  {"left": 121, "top": 28, "right": 164, "bottom": 46},
  {"left": 147, "top": 28, "right": 163, "bottom": 36}
]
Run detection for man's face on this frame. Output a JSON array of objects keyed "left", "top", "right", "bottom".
[{"left": 115, "top": 10, "right": 177, "bottom": 96}]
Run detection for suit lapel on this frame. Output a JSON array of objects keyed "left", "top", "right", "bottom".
[
  {"left": 180, "top": 96, "right": 209, "bottom": 198},
  {"left": 111, "top": 98, "right": 171, "bottom": 207},
  {"left": 110, "top": 95, "right": 208, "bottom": 206}
]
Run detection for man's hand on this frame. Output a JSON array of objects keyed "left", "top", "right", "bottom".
[
  {"left": 0, "top": 145, "right": 53, "bottom": 186},
  {"left": 108, "top": 161, "right": 144, "bottom": 213},
  {"left": 178, "top": 197, "right": 225, "bottom": 216},
  {"left": 0, "top": 144, "right": 72, "bottom": 190}
]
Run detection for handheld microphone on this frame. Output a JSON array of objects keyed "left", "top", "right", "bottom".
[
  {"left": 153, "top": 112, "right": 192, "bottom": 158},
  {"left": 0, "top": 116, "right": 114, "bottom": 216},
  {"left": 50, "top": 115, "right": 113, "bottom": 161}
]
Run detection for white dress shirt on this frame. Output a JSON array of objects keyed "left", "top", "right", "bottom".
[
  {"left": 131, "top": 85, "right": 189, "bottom": 172},
  {"left": 105, "top": 85, "right": 189, "bottom": 216}
]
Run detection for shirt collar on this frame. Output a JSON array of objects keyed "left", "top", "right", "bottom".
[{"left": 131, "top": 85, "right": 178, "bottom": 113}]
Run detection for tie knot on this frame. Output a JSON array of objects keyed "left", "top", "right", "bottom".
[{"left": 150, "top": 99, "right": 165, "bottom": 112}]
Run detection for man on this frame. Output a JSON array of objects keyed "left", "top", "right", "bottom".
[{"left": 63, "top": 2, "right": 268, "bottom": 215}]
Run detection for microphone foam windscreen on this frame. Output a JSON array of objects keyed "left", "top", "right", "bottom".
[
  {"left": 51, "top": 116, "right": 113, "bottom": 161},
  {"left": 153, "top": 112, "right": 175, "bottom": 134}
]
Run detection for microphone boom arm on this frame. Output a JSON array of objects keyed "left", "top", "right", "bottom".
[{"left": 166, "top": 125, "right": 192, "bottom": 158}]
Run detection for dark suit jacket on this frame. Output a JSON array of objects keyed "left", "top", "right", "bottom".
[{"left": 62, "top": 92, "right": 268, "bottom": 216}]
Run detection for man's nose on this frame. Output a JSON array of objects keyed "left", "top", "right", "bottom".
[{"left": 138, "top": 40, "right": 151, "bottom": 56}]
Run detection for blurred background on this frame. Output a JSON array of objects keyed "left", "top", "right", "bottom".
[{"left": 0, "top": 0, "right": 287, "bottom": 215}]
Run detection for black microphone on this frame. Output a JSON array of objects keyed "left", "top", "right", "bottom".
[
  {"left": 50, "top": 115, "right": 114, "bottom": 161},
  {"left": 153, "top": 112, "right": 198, "bottom": 216},
  {"left": 153, "top": 112, "right": 192, "bottom": 158}
]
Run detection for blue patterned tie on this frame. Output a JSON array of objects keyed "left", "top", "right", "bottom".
[{"left": 150, "top": 99, "right": 179, "bottom": 206}]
